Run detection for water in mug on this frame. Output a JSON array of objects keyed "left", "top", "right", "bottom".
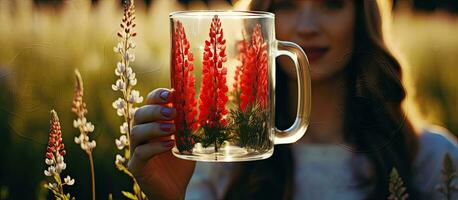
[{"left": 170, "top": 13, "right": 275, "bottom": 161}]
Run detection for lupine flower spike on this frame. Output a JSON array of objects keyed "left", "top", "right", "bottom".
[
  {"left": 240, "top": 24, "right": 268, "bottom": 111},
  {"left": 112, "top": 0, "right": 146, "bottom": 199},
  {"left": 172, "top": 20, "right": 198, "bottom": 153},
  {"left": 72, "top": 69, "right": 96, "bottom": 200},
  {"left": 44, "top": 110, "right": 75, "bottom": 200},
  {"left": 198, "top": 15, "right": 231, "bottom": 152},
  {"left": 388, "top": 168, "right": 409, "bottom": 200},
  {"left": 231, "top": 24, "right": 270, "bottom": 150},
  {"left": 232, "top": 30, "right": 249, "bottom": 102}
]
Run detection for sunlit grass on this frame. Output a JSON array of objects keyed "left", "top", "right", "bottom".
[
  {"left": 390, "top": 7, "right": 458, "bottom": 135},
  {"left": 0, "top": 0, "right": 231, "bottom": 199}
]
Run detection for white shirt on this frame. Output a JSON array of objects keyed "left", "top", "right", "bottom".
[{"left": 185, "top": 127, "right": 458, "bottom": 200}]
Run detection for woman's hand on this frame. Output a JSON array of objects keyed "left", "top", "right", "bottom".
[{"left": 128, "top": 88, "right": 196, "bottom": 199}]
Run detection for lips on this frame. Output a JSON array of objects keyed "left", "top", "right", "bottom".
[{"left": 303, "top": 47, "right": 329, "bottom": 63}]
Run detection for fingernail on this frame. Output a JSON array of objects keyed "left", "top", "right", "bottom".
[
  {"left": 160, "top": 90, "right": 170, "bottom": 101},
  {"left": 161, "top": 107, "right": 173, "bottom": 117},
  {"left": 159, "top": 123, "right": 173, "bottom": 132},
  {"left": 162, "top": 140, "right": 175, "bottom": 148}
]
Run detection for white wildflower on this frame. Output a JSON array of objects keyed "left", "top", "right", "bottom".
[
  {"left": 88, "top": 140, "right": 96, "bottom": 149},
  {"left": 125, "top": 67, "right": 133, "bottom": 79},
  {"left": 128, "top": 90, "right": 143, "bottom": 104},
  {"left": 129, "top": 107, "right": 138, "bottom": 119},
  {"left": 56, "top": 163, "right": 66, "bottom": 173},
  {"left": 45, "top": 158, "right": 54, "bottom": 165},
  {"left": 128, "top": 40, "right": 136, "bottom": 49},
  {"left": 83, "top": 122, "right": 95, "bottom": 132},
  {"left": 64, "top": 176, "right": 75, "bottom": 186},
  {"left": 115, "top": 154, "right": 126, "bottom": 165},
  {"left": 125, "top": 52, "right": 135, "bottom": 62},
  {"left": 73, "top": 117, "right": 86, "bottom": 128},
  {"left": 130, "top": 77, "right": 137, "bottom": 86},
  {"left": 112, "top": 5, "right": 144, "bottom": 194},
  {"left": 44, "top": 169, "right": 52, "bottom": 177},
  {"left": 54, "top": 155, "right": 66, "bottom": 173},
  {"left": 115, "top": 62, "right": 126, "bottom": 76},
  {"left": 128, "top": 72, "right": 137, "bottom": 86},
  {"left": 112, "top": 98, "right": 126, "bottom": 116},
  {"left": 120, "top": 122, "right": 129, "bottom": 134},
  {"left": 113, "top": 42, "right": 123, "bottom": 53},
  {"left": 56, "top": 155, "right": 64, "bottom": 163},
  {"left": 112, "top": 79, "right": 126, "bottom": 91},
  {"left": 44, "top": 166, "right": 56, "bottom": 176},
  {"left": 73, "top": 119, "right": 79, "bottom": 128},
  {"left": 115, "top": 135, "right": 129, "bottom": 150},
  {"left": 74, "top": 134, "right": 83, "bottom": 144}
]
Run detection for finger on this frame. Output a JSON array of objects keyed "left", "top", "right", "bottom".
[
  {"left": 131, "top": 122, "right": 176, "bottom": 148},
  {"left": 134, "top": 104, "right": 176, "bottom": 125},
  {"left": 145, "top": 88, "right": 173, "bottom": 105},
  {"left": 128, "top": 140, "right": 175, "bottom": 171}
]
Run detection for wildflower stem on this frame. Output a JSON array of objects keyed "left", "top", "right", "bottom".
[
  {"left": 88, "top": 152, "right": 96, "bottom": 200},
  {"left": 79, "top": 125, "right": 97, "bottom": 200},
  {"left": 211, "top": 32, "right": 219, "bottom": 153},
  {"left": 123, "top": 33, "right": 133, "bottom": 161},
  {"left": 117, "top": 30, "right": 133, "bottom": 165},
  {"left": 45, "top": 110, "right": 74, "bottom": 200},
  {"left": 73, "top": 69, "right": 97, "bottom": 200},
  {"left": 113, "top": 1, "right": 146, "bottom": 199},
  {"left": 53, "top": 173, "right": 66, "bottom": 199}
]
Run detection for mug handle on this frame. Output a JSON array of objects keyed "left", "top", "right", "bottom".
[{"left": 274, "top": 40, "right": 311, "bottom": 144}]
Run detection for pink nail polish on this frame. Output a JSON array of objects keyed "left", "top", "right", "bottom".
[
  {"left": 160, "top": 90, "right": 170, "bottom": 101},
  {"left": 162, "top": 140, "right": 175, "bottom": 148},
  {"left": 161, "top": 107, "right": 173, "bottom": 117},
  {"left": 159, "top": 123, "right": 173, "bottom": 132}
]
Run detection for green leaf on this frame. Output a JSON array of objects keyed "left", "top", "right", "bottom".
[
  {"left": 230, "top": 103, "right": 270, "bottom": 151},
  {"left": 442, "top": 153, "right": 456, "bottom": 179},
  {"left": 133, "top": 183, "right": 141, "bottom": 195},
  {"left": 439, "top": 153, "right": 457, "bottom": 200},
  {"left": 388, "top": 167, "right": 409, "bottom": 200},
  {"left": 141, "top": 192, "right": 147, "bottom": 199},
  {"left": 122, "top": 191, "right": 138, "bottom": 200}
]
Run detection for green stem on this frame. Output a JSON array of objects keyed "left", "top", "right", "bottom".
[
  {"left": 54, "top": 173, "right": 66, "bottom": 199},
  {"left": 118, "top": 163, "right": 145, "bottom": 199},
  {"left": 446, "top": 176, "right": 452, "bottom": 200},
  {"left": 87, "top": 152, "right": 96, "bottom": 200}
]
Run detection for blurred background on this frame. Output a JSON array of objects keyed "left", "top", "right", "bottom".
[{"left": 0, "top": 0, "right": 457, "bottom": 199}]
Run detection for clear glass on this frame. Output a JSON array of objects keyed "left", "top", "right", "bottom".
[{"left": 169, "top": 11, "right": 311, "bottom": 162}]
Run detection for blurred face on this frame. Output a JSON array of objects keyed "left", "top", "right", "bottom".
[{"left": 274, "top": 0, "right": 355, "bottom": 82}]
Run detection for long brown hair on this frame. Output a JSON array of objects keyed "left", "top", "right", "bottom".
[{"left": 224, "top": 0, "right": 419, "bottom": 199}]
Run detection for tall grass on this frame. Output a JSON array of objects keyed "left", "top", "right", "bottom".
[
  {"left": 390, "top": 7, "right": 458, "bottom": 135},
  {"left": 0, "top": 0, "right": 230, "bottom": 199}
]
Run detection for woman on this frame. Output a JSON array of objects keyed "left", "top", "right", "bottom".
[{"left": 129, "top": 0, "right": 458, "bottom": 199}]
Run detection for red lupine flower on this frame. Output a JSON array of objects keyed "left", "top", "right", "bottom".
[
  {"left": 44, "top": 110, "right": 75, "bottom": 199},
  {"left": 198, "top": 15, "right": 229, "bottom": 128},
  {"left": 44, "top": 110, "right": 71, "bottom": 180},
  {"left": 233, "top": 31, "right": 249, "bottom": 95},
  {"left": 239, "top": 24, "right": 269, "bottom": 111},
  {"left": 46, "top": 110, "right": 66, "bottom": 160},
  {"left": 172, "top": 20, "right": 198, "bottom": 150}
]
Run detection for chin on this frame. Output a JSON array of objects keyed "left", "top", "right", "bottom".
[
  {"left": 310, "top": 64, "right": 347, "bottom": 84},
  {"left": 278, "top": 60, "right": 347, "bottom": 84}
]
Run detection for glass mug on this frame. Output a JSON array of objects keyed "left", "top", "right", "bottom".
[{"left": 169, "top": 11, "right": 311, "bottom": 162}]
